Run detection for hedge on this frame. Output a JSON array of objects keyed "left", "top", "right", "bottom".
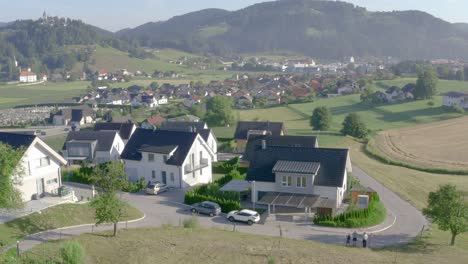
[
  {"left": 184, "top": 169, "right": 244, "bottom": 213},
  {"left": 314, "top": 193, "right": 386, "bottom": 228},
  {"left": 63, "top": 166, "right": 93, "bottom": 184}
]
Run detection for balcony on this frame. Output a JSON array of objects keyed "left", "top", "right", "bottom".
[{"left": 184, "top": 158, "right": 209, "bottom": 173}]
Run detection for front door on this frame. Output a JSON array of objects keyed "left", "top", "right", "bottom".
[
  {"left": 161, "top": 171, "right": 167, "bottom": 184},
  {"left": 37, "top": 178, "right": 45, "bottom": 197}
]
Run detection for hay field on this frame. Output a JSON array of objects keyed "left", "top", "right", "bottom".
[{"left": 373, "top": 116, "right": 468, "bottom": 170}]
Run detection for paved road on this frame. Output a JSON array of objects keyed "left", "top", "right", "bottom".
[{"left": 14, "top": 165, "right": 427, "bottom": 252}]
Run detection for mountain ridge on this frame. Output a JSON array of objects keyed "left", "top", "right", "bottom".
[{"left": 118, "top": 0, "right": 468, "bottom": 59}]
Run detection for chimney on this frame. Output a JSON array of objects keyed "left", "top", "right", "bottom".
[{"left": 261, "top": 140, "right": 267, "bottom": 150}]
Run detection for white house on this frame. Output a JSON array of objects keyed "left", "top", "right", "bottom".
[
  {"left": 442, "top": 91, "right": 468, "bottom": 109},
  {"left": 0, "top": 132, "right": 67, "bottom": 202},
  {"left": 121, "top": 129, "right": 216, "bottom": 188},
  {"left": 93, "top": 122, "right": 137, "bottom": 144},
  {"left": 62, "top": 131, "right": 125, "bottom": 164},
  {"left": 245, "top": 143, "right": 351, "bottom": 214},
  {"left": 53, "top": 105, "right": 95, "bottom": 126},
  {"left": 19, "top": 69, "right": 37, "bottom": 83}
]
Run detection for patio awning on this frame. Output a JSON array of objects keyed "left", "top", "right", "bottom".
[
  {"left": 220, "top": 180, "right": 251, "bottom": 192},
  {"left": 257, "top": 192, "right": 320, "bottom": 208}
]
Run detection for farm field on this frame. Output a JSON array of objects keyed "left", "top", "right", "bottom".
[
  {"left": 371, "top": 116, "right": 468, "bottom": 171},
  {"left": 9, "top": 227, "right": 468, "bottom": 264},
  {"left": 0, "top": 81, "right": 89, "bottom": 109}
]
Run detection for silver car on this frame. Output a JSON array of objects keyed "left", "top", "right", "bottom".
[{"left": 144, "top": 182, "right": 168, "bottom": 195}]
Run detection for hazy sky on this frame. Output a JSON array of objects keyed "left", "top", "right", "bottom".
[{"left": 0, "top": 0, "right": 465, "bottom": 32}]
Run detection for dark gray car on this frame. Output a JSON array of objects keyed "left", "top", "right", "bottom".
[{"left": 190, "top": 201, "right": 221, "bottom": 217}]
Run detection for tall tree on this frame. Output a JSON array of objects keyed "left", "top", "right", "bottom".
[
  {"left": 423, "top": 184, "right": 468, "bottom": 246},
  {"left": 414, "top": 65, "right": 438, "bottom": 99},
  {"left": 0, "top": 143, "right": 24, "bottom": 209},
  {"left": 310, "top": 106, "right": 332, "bottom": 131},
  {"left": 205, "top": 96, "right": 234, "bottom": 127},
  {"left": 341, "top": 113, "right": 369, "bottom": 139},
  {"left": 89, "top": 161, "right": 127, "bottom": 236}
]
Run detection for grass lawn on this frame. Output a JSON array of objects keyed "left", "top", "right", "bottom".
[
  {"left": 0, "top": 81, "right": 89, "bottom": 109},
  {"left": 42, "top": 134, "right": 67, "bottom": 152},
  {"left": 10, "top": 227, "right": 468, "bottom": 264},
  {"left": 0, "top": 203, "right": 143, "bottom": 249}
]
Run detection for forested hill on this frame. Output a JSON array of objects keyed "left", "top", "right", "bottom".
[
  {"left": 0, "top": 16, "right": 144, "bottom": 80},
  {"left": 118, "top": 0, "right": 468, "bottom": 59}
]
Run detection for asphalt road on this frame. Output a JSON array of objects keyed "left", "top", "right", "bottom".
[{"left": 13, "top": 165, "right": 428, "bottom": 252}]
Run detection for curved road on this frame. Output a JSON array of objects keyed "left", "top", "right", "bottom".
[{"left": 14, "top": 165, "right": 427, "bottom": 252}]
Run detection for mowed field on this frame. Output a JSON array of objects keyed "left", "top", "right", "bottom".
[
  {"left": 0, "top": 81, "right": 89, "bottom": 109},
  {"left": 372, "top": 116, "right": 468, "bottom": 171}
]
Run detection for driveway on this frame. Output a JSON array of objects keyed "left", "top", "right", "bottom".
[{"left": 15, "top": 165, "right": 428, "bottom": 252}]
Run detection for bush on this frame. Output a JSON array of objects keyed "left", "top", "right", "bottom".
[
  {"left": 60, "top": 241, "right": 86, "bottom": 264},
  {"left": 63, "top": 166, "right": 93, "bottom": 184},
  {"left": 122, "top": 178, "right": 146, "bottom": 193},
  {"left": 183, "top": 217, "right": 199, "bottom": 228}
]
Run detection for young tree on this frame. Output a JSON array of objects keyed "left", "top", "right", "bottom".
[
  {"left": 310, "top": 106, "right": 332, "bottom": 131},
  {"left": 89, "top": 161, "right": 127, "bottom": 236},
  {"left": 414, "top": 65, "right": 438, "bottom": 99},
  {"left": 0, "top": 143, "right": 24, "bottom": 209},
  {"left": 341, "top": 113, "right": 369, "bottom": 139},
  {"left": 423, "top": 184, "right": 468, "bottom": 246},
  {"left": 205, "top": 96, "right": 234, "bottom": 127}
]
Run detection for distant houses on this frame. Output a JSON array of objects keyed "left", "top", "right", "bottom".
[
  {"left": 19, "top": 69, "right": 37, "bottom": 83},
  {"left": 442, "top": 91, "right": 468, "bottom": 109}
]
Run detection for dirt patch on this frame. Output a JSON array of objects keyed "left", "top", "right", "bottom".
[{"left": 373, "top": 116, "right": 468, "bottom": 170}]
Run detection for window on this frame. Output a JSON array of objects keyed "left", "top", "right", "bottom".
[
  {"left": 163, "top": 155, "right": 168, "bottom": 163},
  {"left": 151, "top": 170, "right": 156, "bottom": 179},
  {"left": 281, "top": 175, "right": 292, "bottom": 187},
  {"left": 170, "top": 173, "right": 174, "bottom": 182},
  {"left": 148, "top": 154, "right": 155, "bottom": 162},
  {"left": 199, "top": 151, "right": 203, "bottom": 164},
  {"left": 46, "top": 178, "right": 58, "bottom": 185},
  {"left": 37, "top": 157, "right": 50, "bottom": 168},
  {"left": 297, "top": 176, "right": 307, "bottom": 188}
]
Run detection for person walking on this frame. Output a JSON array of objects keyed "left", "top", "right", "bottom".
[
  {"left": 346, "top": 233, "right": 351, "bottom": 246},
  {"left": 363, "top": 232, "right": 368, "bottom": 248},
  {"left": 352, "top": 231, "right": 357, "bottom": 247}
]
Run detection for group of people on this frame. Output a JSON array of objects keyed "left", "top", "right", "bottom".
[{"left": 346, "top": 231, "right": 370, "bottom": 248}]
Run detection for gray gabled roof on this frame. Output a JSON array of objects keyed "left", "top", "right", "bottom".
[
  {"left": 243, "top": 135, "right": 317, "bottom": 162},
  {"left": 234, "top": 121, "right": 285, "bottom": 140},
  {"left": 94, "top": 122, "right": 136, "bottom": 140},
  {"left": 63, "top": 131, "right": 118, "bottom": 152},
  {"left": 0, "top": 132, "right": 36, "bottom": 150},
  {"left": 120, "top": 129, "right": 198, "bottom": 166},
  {"left": 159, "top": 121, "right": 207, "bottom": 132},
  {"left": 246, "top": 146, "right": 349, "bottom": 187},
  {"left": 273, "top": 160, "right": 320, "bottom": 174}
]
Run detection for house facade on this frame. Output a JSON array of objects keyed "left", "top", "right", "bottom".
[
  {"left": 0, "top": 132, "right": 67, "bottom": 202},
  {"left": 62, "top": 131, "right": 125, "bottom": 164},
  {"left": 53, "top": 105, "right": 95, "bottom": 126},
  {"left": 246, "top": 144, "right": 351, "bottom": 214},
  {"left": 442, "top": 91, "right": 468, "bottom": 109},
  {"left": 19, "top": 70, "right": 37, "bottom": 83},
  {"left": 121, "top": 129, "right": 216, "bottom": 188}
]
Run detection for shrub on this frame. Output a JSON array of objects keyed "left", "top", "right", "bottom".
[
  {"left": 122, "top": 177, "right": 146, "bottom": 193},
  {"left": 183, "top": 217, "right": 199, "bottom": 229},
  {"left": 60, "top": 241, "right": 86, "bottom": 264},
  {"left": 64, "top": 166, "right": 94, "bottom": 184},
  {"left": 427, "top": 101, "right": 435, "bottom": 107}
]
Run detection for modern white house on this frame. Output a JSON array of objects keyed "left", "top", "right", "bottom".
[
  {"left": 62, "top": 131, "right": 125, "bottom": 164},
  {"left": 245, "top": 143, "right": 351, "bottom": 215},
  {"left": 0, "top": 132, "right": 67, "bottom": 202},
  {"left": 19, "top": 69, "right": 37, "bottom": 83},
  {"left": 121, "top": 129, "right": 216, "bottom": 188},
  {"left": 442, "top": 91, "right": 468, "bottom": 109}
]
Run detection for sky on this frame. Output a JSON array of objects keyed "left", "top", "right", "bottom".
[{"left": 0, "top": 0, "right": 466, "bottom": 32}]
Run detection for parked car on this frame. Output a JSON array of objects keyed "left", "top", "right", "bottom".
[
  {"left": 190, "top": 201, "right": 221, "bottom": 217},
  {"left": 144, "top": 182, "right": 168, "bottom": 195},
  {"left": 227, "top": 209, "right": 260, "bottom": 225}
]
